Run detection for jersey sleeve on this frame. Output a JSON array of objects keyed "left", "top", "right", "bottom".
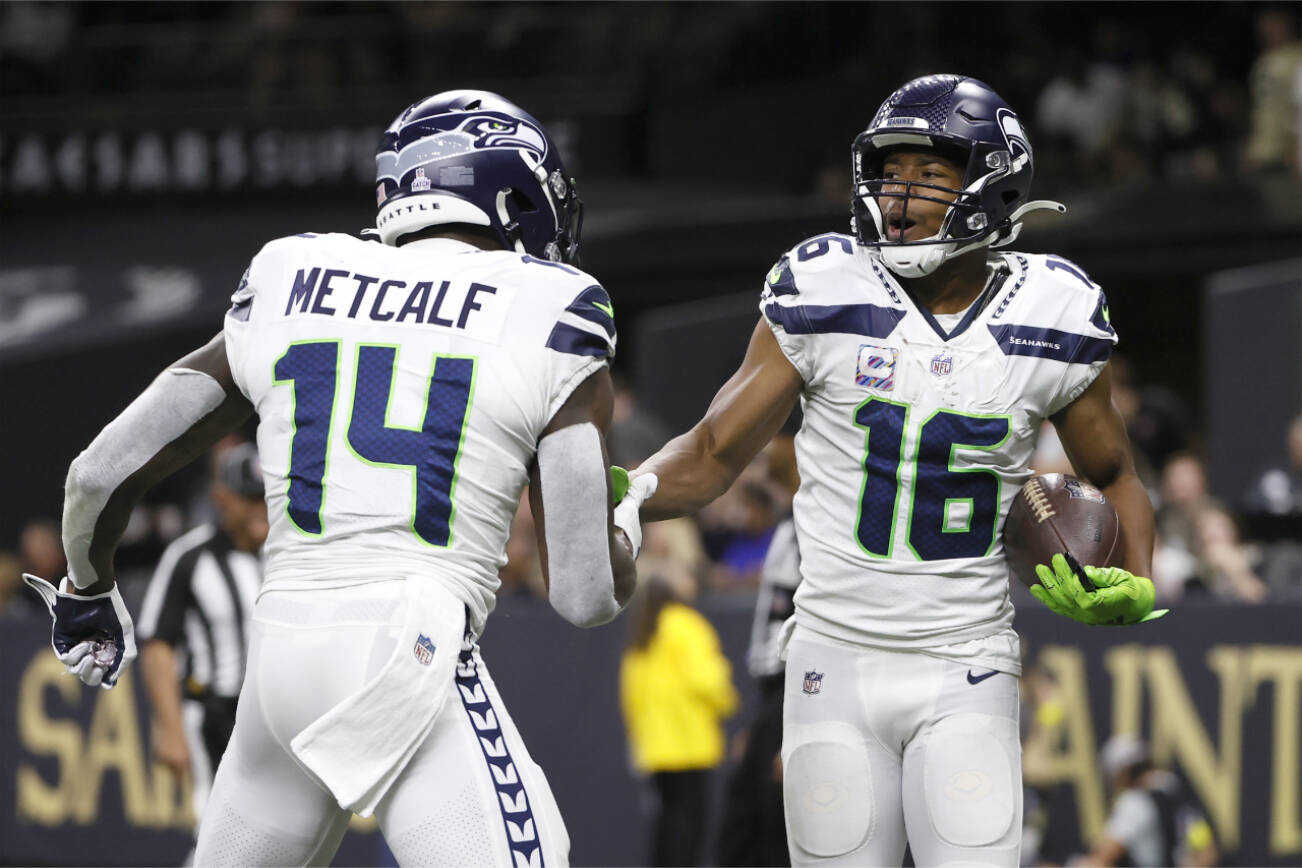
[
  {"left": 1044, "top": 264, "right": 1120, "bottom": 417},
  {"left": 759, "top": 253, "right": 816, "bottom": 381},
  {"left": 541, "top": 282, "right": 617, "bottom": 420}
]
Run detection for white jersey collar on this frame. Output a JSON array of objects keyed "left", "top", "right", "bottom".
[{"left": 399, "top": 237, "right": 482, "bottom": 255}]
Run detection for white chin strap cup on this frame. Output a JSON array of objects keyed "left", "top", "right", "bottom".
[{"left": 880, "top": 199, "right": 1067, "bottom": 278}]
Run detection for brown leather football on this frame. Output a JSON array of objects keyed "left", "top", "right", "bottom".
[{"left": 1003, "top": 473, "right": 1121, "bottom": 589}]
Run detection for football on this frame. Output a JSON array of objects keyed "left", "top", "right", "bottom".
[{"left": 1003, "top": 473, "right": 1122, "bottom": 589}]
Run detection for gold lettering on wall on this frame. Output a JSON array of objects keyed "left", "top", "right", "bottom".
[
  {"left": 1246, "top": 647, "right": 1302, "bottom": 855},
  {"left": 15, "top": 649, "right": 189, "bottom": 829},
  {"left": 16, "top": 654, "right": 82, "bottom": 825},
  {"left": 1145, "top": 647, "right": 1245, "bottom": 849}
]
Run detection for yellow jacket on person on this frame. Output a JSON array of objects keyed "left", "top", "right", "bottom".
[{"left": 620, "top": 602, "right": 740, "bottom": 773}]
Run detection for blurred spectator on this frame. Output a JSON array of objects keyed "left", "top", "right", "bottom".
[
  {"left": 1036, "top": 49, "right": 1126, "bottom": 172},
  {"left": 1152, "top": 453, "right": 1214, "bottom": 599},
  {"left": 1154, "top": 453, "right": 1269, "bottom": 602},
  {"left": 1084, "top": 734, "right": 1219, "bottom": 867},
  {"left": 621, "top": 567, "right": 739, "bottom": 867},
  {"left": 1193, "top": 505, "right": 1268, "bottom": 603},
  {"left": 608, "top": 374, "right": 673, "bottom": 470},
  {"left": 1155, "top": 452, "right": 1211, "bottom": 545},
  {"left": 698, "top": 440, "right": 794, "bottom": 590},
  {"left": 1245, "top": 6, "right": 1302, "bottom": 173},
  {"left": 1111, "top": 355, "right": 1193, "bottom": 490},
  {"left": 19, "top": 518, "right": 66, "bottom": 582},
  {"left": 718, "top": 516, "right": 798, "bottom": 867},
  {"left": 1243, "top": 412, "right": 1302, "bottom": 516},
  {"left": 0, "top": 549, "right": 37, "bottom": 619},
  {"left": 1242, "top": 413, "right": 1302, "bottom": 597}
]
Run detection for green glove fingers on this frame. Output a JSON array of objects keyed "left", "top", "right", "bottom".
[
  {"left": 1082, "top": 565, "right": 1158, "bottom": 624},
  {"left": 1033, "top": 558, "right": 1090, "bottom": 621},
  {"left": 1029, "top": 583, "right": 1071, "bottom": 617},
  {"left": 1031, "top": 555, "right": 1166, "bottom": 626},
  {"left": 610, "top": 465, "right": 630, "bottom": 505}
]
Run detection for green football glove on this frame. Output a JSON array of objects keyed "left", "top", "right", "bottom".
[
  {"left": 1029, "top": 554, "right": 1169, "bottom": 626},
  {"left": 610, "top": 465, "right": 630, "bottom": 505}
]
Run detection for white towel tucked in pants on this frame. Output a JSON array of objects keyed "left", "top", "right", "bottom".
[{"left": 194, "top": 579, "right": 570, "bottom": 867}]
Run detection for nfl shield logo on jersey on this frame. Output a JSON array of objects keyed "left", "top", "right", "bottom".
[
  {"left": 410, "top": 167, "right": 432, "bottom": 192},
  {"left": 856, "top": 345, "right": 897, "bottom": 391},
  {"left": 930, "top": 352, "right": 953, "bottom": 377},
  {"left": 413, "top": 633, "right": 436, "bottom": 666},
  {"left": 802, "top": 670, "right": 824, "bottom": 695}
]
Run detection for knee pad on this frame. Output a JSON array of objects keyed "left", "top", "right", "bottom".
[
  {"left": 782, "top": 722, "right": 873, "bottom": 859},
  {"left": 920, "top": 713, "right": 1018, "bottom": 848}
]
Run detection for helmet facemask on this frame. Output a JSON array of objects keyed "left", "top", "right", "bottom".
[{"left": 852, "top": 136, "right": 1014, "bottom": 278}]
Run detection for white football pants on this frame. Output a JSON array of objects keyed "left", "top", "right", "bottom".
[
  {"left": 782, "top": 627, "right": 1021, "bottom": 867},
  {"left": 193, "top": 582, "right": 570, "bottom": 867}
]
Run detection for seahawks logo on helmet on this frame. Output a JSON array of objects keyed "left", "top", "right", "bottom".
[
  {"left": 376, "top": 112, "right": 550, "bottom": 188},
  {"left": 996, "top": 107, "right": 1031, "bottom": 162}
]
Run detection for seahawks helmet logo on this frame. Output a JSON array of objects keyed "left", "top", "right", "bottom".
[
  {"left": 996, "top": 107, "right": 1031, "bottom": 161},
  {"left": 376, "top": 112, "right": 550, "bottom": 188}
]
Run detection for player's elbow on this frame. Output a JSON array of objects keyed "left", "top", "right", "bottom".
[
  {"left": 548, "top": 568, "right": 622, "bottom": 628},
  {"left": 65, "top": 450, "right": 114, "bottom": 507}
]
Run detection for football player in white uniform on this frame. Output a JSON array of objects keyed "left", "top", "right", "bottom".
[
  {"left": 25, "top": 90, "right": 658, "bottom": 867},
  {"left": 633, "top": 75, "right": 1161, "bottom": 866}
]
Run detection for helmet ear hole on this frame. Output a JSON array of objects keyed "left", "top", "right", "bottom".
[
  {"left": 1002, "top": 190, "right": 1020, "bottom": 205},
  {"left": 509, "top": 189, "right": 539, "bottom": 214}
]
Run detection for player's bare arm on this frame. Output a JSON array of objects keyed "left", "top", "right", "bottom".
[
  {"left": 72, "top": 333, "right": 254, "bottom": 595},
  {"left": 139, "top": 639, "right": 192, "bottom": 778},
  {"left": 528, "top": 365, "right": 638, "bottom": 627},
  {"left": 24, "top": 330, "right": 252, "bottom": 689},
  {"left": 1051, "top": 362, "right": 1155, "bottom": 578},
  {"left": 636, "top": 319, "right": 803, "bottom": 522}
]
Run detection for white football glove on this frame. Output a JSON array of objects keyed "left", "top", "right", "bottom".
[
  {"left": 613, "top": 473, "right": 658, "bottom": 558},
  {"left": 24, "top": 574, "right": 137, "bottom": 689}
]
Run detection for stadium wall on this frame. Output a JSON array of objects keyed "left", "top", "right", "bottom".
[{"left": 1, "top": 598, "right": 1298, "bottom": 866}]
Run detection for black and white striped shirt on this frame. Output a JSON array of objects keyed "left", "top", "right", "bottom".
[{"left": 137, "top": 525, "right": 262, "bottom": 699}]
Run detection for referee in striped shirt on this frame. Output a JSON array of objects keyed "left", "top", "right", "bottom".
[{"left": 137, "top": 442, "right": 267, "bottom": 827}]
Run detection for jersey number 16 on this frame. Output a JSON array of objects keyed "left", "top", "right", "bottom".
[{"left": 854, "top": 397, "right": 1011, "bottom": 561}]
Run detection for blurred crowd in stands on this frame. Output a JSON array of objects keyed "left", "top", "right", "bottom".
[{"left": 3, "top": 3, "right": 1299, "bottom": 192}]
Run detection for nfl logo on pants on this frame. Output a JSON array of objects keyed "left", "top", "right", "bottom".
[
  {"left": 413, "top": 634, "right": 436, "bottom": 666},
  {"left": 803, "top": 670, "right": 823, "bottom": 695}
]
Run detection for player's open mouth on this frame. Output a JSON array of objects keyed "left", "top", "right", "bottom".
[{"left": 886, "top": 216, "right": 917, "bottom": 241}]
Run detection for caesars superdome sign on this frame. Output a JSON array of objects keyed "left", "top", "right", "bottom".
[{"left": 0, "top": 127, "right": 382, "bottom": 198}]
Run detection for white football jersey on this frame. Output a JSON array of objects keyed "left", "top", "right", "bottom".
[
  {"left": 224, "top": 233, "right": 615, "bottom": 632},
  {"left": 761, "top": 234, "right": 1117, "bottom": 672}
]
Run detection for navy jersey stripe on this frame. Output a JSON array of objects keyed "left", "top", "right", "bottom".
[
  {"left": 988, "top": 324, "right": 1113, "bottom": 364},
  {"left": 455, "top": 640, "right": 546, "bottom": 866},
  {"left": 763, "top": 301, "right": 904, "bottom": 339},
  {"left": 564, "top": 285, "right": 616, "bottom": 337},
  {"left": 546, "top": 322, "right": 612, "bottom": 358}
]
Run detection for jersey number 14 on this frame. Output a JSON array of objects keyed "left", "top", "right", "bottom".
[
  {"left": 273, "top": 340, "right": 476, "bottom": 546},
  {"left": 854, "top": 397, "right": 1011, "bottom": 561}
]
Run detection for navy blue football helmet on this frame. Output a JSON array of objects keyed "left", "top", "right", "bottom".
[
  {"left": 375, "top": 90, "right": 583, "bottom": 263},
  {"left": 852, "top": 75, "right": 1063, "bottom": 277}
]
